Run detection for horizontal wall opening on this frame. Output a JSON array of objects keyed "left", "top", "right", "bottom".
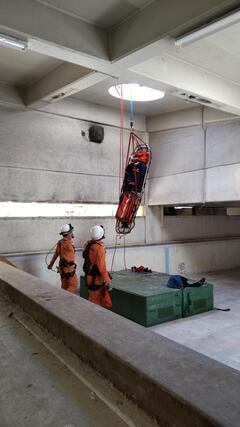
[
  {"left": 0, "top": 202, "right": 145, "bottom": 218},
  {"left": 164, "top": 206, "right": 227, "bottom": 216}
]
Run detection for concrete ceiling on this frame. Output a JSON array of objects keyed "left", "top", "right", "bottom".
[
  {"left": 170, "top": 21, "right": 240, "bottom": 85},
  {"left": 35, "top": 0, "right": 153, "bottom": 29},
  {"left": 71, "top": 19, "right": 240, "bottom": 115},
  {"left": 0, "top": 44, "right": 62, "bottom": 86},
  {"left": 72, "top": 77, "right": 195, "bottom": 116},
  {"left": 0, "top": 0, "right": 240, "bottom": 116}
]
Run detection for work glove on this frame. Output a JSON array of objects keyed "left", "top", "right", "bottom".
[{"left": 105, "top": 283, "right": 113, "bottom": 291}]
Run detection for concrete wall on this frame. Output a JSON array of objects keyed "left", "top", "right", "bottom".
[
  {"left": 147, "top": 107, "right": 240, "bottom": 205},
  {"left": 7, "top": 238, "right": 240, "bottom": 289},
  {"left": 147, "top": 106, "right": 238, "bottom": 132},
  {"left": 168, "top": 239, "right": 240, "bottom": 275},
  {"left": 2, "top": 210, "right": 240, "bottom": 287},
  {"left": 0, "top": 103, "right": 145, "bottom": 203},
  {"left": 0, "top": 99, "right": 150, "bottom": 281},
  {"left": 3, "top": 211, "right": 240, "bottom": 286},
  {"left": 2, "top": 263, "right": 240, "bottom": 427},
  {"left": 7, "top": 244, "right": 160, "bottom": 288},
  {"left": 146, "top": 207, "right": 240, "bottom": 243},
  {"left": 0, "top": 215, "right": 146, "bottom": 287},
  {"left": 2, "top": 101, "right": 240, "bottom": 282},
  {"left": 0, "top": 217, "right": 145, "bottom": 253},
  {"left": 141, "top": 107, "right": 240, "bottom": 275},
  {"left": 206, "top": 121, "right": 240, "bottom": 202}
]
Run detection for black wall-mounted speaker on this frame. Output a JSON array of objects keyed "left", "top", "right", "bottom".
[{"left": 88, "top": 125, "right": 104, "bottom": 143}]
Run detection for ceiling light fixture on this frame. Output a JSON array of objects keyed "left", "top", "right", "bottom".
[
  {"left": 175, "top": 8, "right": 240, "bottom": 47},
  {"left": 108, "top": 84, "right": 165, "bottom": 102},
  {"left": 175, "top": 206, "right": 193, "bottom": 209},
  {"left": 0, "top": 33, "right": 27, "bottom": 51}
]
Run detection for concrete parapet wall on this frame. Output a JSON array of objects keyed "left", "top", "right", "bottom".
[{"left": 0, "top": 262, "right": 240, "bottom": 427}]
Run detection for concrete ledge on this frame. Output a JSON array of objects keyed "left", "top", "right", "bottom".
[
  {"left": 0, "top": 263, "right": 240, "bottom": 426},
  {"left": 0, "top": 257, "right": 16, "bottom": 267}
]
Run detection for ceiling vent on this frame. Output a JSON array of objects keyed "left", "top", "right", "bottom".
[
  {"left": 174, "top": 91, "right": 220, "bottom": 109},
  {"left": 43, "top": 87, "right": 78, "bottom": 103}
]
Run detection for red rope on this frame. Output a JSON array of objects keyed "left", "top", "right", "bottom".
[{"left": 119, "top": 85, "right": 124, "bottom": 194}]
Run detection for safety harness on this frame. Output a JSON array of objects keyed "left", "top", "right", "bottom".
[
  {"left": 58, "top": 240, "right": 77, "bottom": 280},
  {"left": 82, "top": 241, "right": 103, "bottom": 291}
]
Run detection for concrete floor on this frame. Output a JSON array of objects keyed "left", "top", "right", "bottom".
[
  {"left": 150, "top": 268, "right": 240, "bottom": 371},
  {"left": 0, "top": 295, "right": 156, "bottom": 427}
]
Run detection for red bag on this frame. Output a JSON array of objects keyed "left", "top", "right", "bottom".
[{"left": 116, "top": 192, "right": 139, "bottom": 222}]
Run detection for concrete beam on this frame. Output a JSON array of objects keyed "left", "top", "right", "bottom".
[
  {"left": 110, "top": 0, "right": 239, "bottom": 60},
  {"left": 23, "top": 62, "right": 108, "bottom": 107},
  {"left": 1, "top": 0, "right": 239, "bottom": 120},
  {"left": 131, "top": 53, "right": 240, "bottom": 116},
  {"left": 27, "top": 38, "right": 113, "bottom": 76},
  {"left": 0, "top": 257, "right": 16, "bottom": 267},
  {"left": 39, "top": 98, "right": 146, "bottom": 131},
  {"left": 1, "top": 263, "right": 240, "bottom": 427},
  {"left": 147, "top": 106, "right": 238, "bottom": 132},
  {"left": 148, "top": 171, "right": 204, "bottom": 206},
  {"left": 0, "top": 83, "right": 25, "bottom": 109},
  {"left": 0, "top": 0, "right": 109, "bottom": 61}
]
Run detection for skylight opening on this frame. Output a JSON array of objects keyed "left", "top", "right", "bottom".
[{"left": 108, "top": 83, "right": 165, "bottom": 102}]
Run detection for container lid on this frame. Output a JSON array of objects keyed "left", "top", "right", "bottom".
[{"left": 111, "top": 270, "right": 179, "bottom": 297}]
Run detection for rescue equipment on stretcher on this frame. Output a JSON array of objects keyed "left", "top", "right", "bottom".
[{"left": 115, "top": 131, "right": 151, "bottom": 234}]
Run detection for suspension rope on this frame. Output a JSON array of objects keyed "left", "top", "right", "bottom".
[
  {"left": 130, "top": 94, "right": 134, "bottom": 130},
  {"left": 111, "top": 84, "right": 126, "bottom": 271},
  {"left": 120, "top": 84, "right": 125, "bottom": 191},
  {"left": 110, "top": 233, "right": 118, "bottom": 272},
  {"left": 112, "top": 88, "right": 146, "bottom": 270},
  {"left": 123, "top": 235, "right": 127, "bottom": 270},
  {"left": 44, "top": 243, "right": 58, "bottom": 273},
  {"left": 120, "top": 90, "right": 136, "bottom": 269}
]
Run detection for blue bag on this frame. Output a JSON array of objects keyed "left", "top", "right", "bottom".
[{"left": 166, "top": 275, "right": 187, "bottom": 289}]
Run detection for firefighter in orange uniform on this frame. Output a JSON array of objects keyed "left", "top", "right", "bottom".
[
  {"left": 48, "top": 224, "right": 78, "bottom": 293},
  {"left": 84, "top": 225, "right": 112, "bottom": 308}
]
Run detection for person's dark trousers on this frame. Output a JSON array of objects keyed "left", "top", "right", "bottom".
[{"left": 182, "top": 277, "right": 205, "bottom": 288}]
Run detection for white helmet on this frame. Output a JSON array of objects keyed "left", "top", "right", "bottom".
[
  {"left": 60, "top": 223, "right": 73, "bottom": 235},
  {"left": 90, "top": 225, "right": 104, "bottom": 241}
]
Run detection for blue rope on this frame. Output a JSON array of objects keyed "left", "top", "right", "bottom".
[{"left": 130, "top": 96, "right": 134, "bottom": 129}]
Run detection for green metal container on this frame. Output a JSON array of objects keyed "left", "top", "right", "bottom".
[
  {"left": 182, "top": 284, "right": 214, "bottom": 317},
  {"left": 80, "top": 271, "right": 214, "bottom": 325},
  {"left": 80, "top": 271, "right": 182, "bottom": 326},
  {"left": 110, "top": 271, "right": 182, "bottom": 327},
  {"left": 80, "top": 275, "right": 88, "bottom": 299}
]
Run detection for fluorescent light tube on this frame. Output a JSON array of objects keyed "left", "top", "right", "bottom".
[
  {"left": 175, "top": 206, "right": 193, "bottom": 209},
  {"left": 0, "top": 33, "right": 27, "bottom": 50},
  {"left": 175, "top": 8, "right": 240, "bottom": 47}
]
